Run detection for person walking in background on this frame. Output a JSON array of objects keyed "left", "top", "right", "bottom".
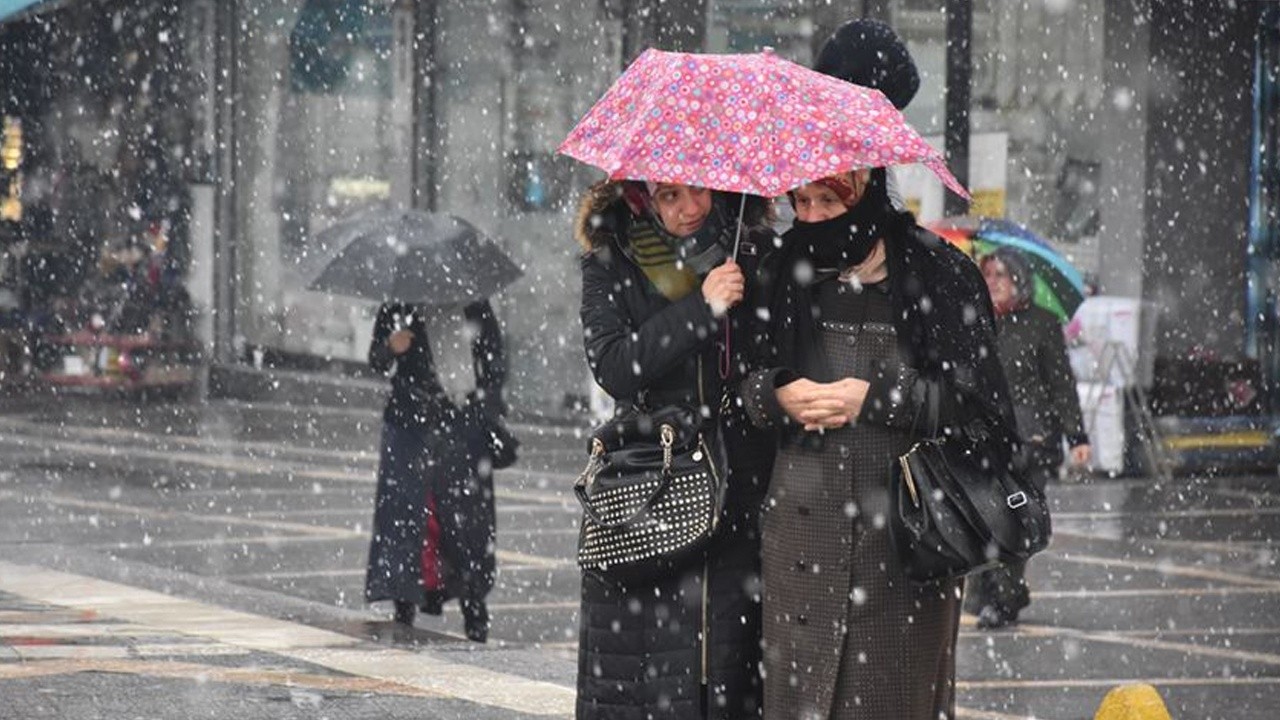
[
  {"left": 967, "top": 247, "right": 1092, "bottom": 629},
  {"left": 364, "top": 299, "right": 506, "bottom": 643},
  {"left": 574, "top": 179, "right": 776, "bottom": 719},
  {"left": 739, "top": 165, "right": 1020, "bottom": 720}
]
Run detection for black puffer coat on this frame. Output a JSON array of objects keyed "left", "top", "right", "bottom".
[{"left": 575, "top": 182, "right": 775, "bottom": 720}]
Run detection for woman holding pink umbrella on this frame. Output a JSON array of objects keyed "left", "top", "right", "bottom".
[
  {"left": 573, "top": 179, "right": 777, "bottom": 719},
  {"left": 739, "top": 165, "right": 1020, "bottom": 720}
]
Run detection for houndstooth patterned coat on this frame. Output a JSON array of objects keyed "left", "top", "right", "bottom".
[{"left": 743, "top": 280, "right": 962, "bottom": 720}]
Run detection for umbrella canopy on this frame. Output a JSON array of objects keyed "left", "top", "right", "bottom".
[
  {"left": 932, "top": 218, "right": 1086, "bottom": 322},
  {"left": 307, "top": 210, "right": 522, "bottom": 306},
  {"left": 0, "top": 0, "right": 46, "bottom": 23},
  {"left": 559, "top": 48, "right": 967, "bottom": 199}
]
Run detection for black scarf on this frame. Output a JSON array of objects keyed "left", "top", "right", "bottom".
[
  {"left": 788, "top": 173, "right": 893, "bottom": 271},
  {"left": 760, "top": 208, "right": 1019, "bottom": 451}
]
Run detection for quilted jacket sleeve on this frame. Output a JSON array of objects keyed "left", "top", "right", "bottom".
[{"left": 580, "top": 249, "right": 718, "bottom": 401}]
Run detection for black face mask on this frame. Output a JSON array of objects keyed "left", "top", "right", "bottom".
[{"left": 789, "top": 173, "right": 893, "bottom": 270}]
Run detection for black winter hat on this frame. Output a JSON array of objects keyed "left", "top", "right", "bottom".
[{"left": 813, "top": 19, "right": 920, "bottom": 110}]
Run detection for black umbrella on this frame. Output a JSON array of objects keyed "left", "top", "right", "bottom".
[{"left": 307, "top": 210, "right": 522, "bottom": 306}]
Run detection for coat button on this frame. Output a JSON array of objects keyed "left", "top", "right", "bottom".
[
  {"left": 795, "top": 561, "right": 807, "bottom": 572},
  {"left": 797, "top": 614, "right": 808, "bottom": 625},
  {"left": 838, "top": 444, "right": 851, "bottom": 458},
  {"left": 797, "top": 505, "right": 810, "bottom": 516}
]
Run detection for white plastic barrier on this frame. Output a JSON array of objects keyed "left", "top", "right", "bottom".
[
  {"left": 1077, "top": 381, "right": 1125, "bottom": 473},
  {"left": 1066, "top": 296, "right": 1157, "bottom": 388}
]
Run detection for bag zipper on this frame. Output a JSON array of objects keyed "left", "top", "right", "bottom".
[
  {"left": 701, "top": 436, "right": 721, "bottom": 532},
  {"left": 696, "top": 357, "right": 710, "bottom": 690},
  {"left": 701, "top": 559, "right": 710, "bottom": 687}
]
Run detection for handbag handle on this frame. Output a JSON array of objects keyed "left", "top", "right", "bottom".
[
  {"left": 908, "top": 378, "right": 942, "bottom": 439},
  {"left": 574, "top": 425, "right": 678, "bottom": 529}
]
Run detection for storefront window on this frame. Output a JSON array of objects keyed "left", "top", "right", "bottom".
[
  {"left": 233, "top": 0, "right": 402, "bottom": 363},
  {"left": 0, "top": 2, "right": 198, "bottom": 385},
  {"left": 430, "top": 0, "right": 619, "bottom": 413}
]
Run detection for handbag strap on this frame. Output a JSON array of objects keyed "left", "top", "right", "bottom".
[
  {"left": 909, "top": 378, "right": 942, "bottom": 439},
  {"left": 928, "top": 381, "right": 940, "bottom": 438},
  {"left": 574, "top": 426, "right": 678, "bottom": 529},
  {"left": 574, "top": 473, "right": 672, "bottom": 528}
]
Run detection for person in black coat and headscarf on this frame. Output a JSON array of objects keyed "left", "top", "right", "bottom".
[
  {"left": 740, "top": 167, "right": 1020, "bottom": 720},
  {"left": 814, "top": 18, "right": 920, "bottom": 111},
  {"left": 965, "top": 247, "right": 1092, "bottom": 628},
  {"left": 574, "top": 179, "right": 776, "bottom": 720},
  {"left": 813, "top": 17, "right": 921, "bottom": 209},
  {"left": 364, "top": 299, "right": 506, "bottom": 642}
]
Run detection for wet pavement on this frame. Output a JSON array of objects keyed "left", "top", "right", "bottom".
[{"left": 1, "top": 393, "right": 1278, "bottom": 719}]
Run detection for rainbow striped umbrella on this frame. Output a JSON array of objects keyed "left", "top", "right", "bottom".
[{"left": 931, "top": 219, "right": 1086, "bottom": 322}]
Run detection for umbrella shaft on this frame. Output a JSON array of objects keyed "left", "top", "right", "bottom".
[{"left": 731, "top": 193, "right": 747, "bottom": 261}]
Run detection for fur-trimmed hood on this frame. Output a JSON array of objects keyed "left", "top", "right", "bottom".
[
  {"left": 573, "top": 181, "right": 627, "bottom": 252},
  {"left": 572, "top": 180, "right": 777, "bottom": 253}
]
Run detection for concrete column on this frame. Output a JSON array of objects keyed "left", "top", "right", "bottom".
[
  {"left": 389, "top": 0, "right": 414, "bottom": 210},
  {"left": 621, "top": 0, "right": 708, "bottom": 60},
  {"left": 944, "top": 0, "right": 972, "bottom": 218},
  {"left": 212, "top": 0, "right": 238, "bottom": 365},
  {"left": 1096, "top": 0, "right": 1150, "bottom": 300},
  {"left": 182, "top": 0, "right": 217, "bottom": 371}
]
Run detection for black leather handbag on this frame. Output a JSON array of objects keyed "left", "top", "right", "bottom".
[
  {"left": 574, "top": 402, "right": 727, "bottom": 582},
  {"left": 890, "top": 383, "right": 1052, "bottom": 584},
  {"left": 462, "top": 396, "right": 520, "bottom": 470}
]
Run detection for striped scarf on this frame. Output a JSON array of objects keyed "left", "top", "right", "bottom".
[{"left": 627, "top": 220, "right": 699, "bottom": 301}]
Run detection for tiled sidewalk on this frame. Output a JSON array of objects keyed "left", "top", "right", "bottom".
[{"left": 0, "top": 565, "right": 573, "bottom": 719}]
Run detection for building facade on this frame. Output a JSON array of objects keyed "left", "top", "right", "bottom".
[{"left": 1, "top": 0, "right": 1275, "bottom": 417}]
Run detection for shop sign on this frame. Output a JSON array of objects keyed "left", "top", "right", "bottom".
[{"left": 897, "top": 131, "right": 1008, "bottom": 222}]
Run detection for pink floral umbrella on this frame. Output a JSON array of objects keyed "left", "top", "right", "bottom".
[{"left": 559, "top": 48, "right": 969, "bottom": 199}]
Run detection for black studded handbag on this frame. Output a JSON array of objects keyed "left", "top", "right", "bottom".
[
  {"left": 890, "top": 382, "right": 1052, "bottom": 584},
  {"left": 574, "top": 401, "right": 728, "bottom": 582}
]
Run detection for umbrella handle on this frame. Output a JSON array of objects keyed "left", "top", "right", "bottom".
[{"left": 722, "top": 192, "right": 748, "bottom": 382}]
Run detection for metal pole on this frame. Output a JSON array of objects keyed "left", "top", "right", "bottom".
[
  {"left": 653, "top": 0, "right": 707, "bottom": 53},
  {"left": 620, "top": 0, "right": 647, "bottom": 64},
  {"left": 944, "top": 0, "right": 972, "bottom": 218},
  {"left": 413, "top": 0, "right": 441, "bottom": 211},
  {"left": 212, "top": 0, "right": 238, "bottom": 365},
  {"left": 861, "top": 0, "right": 892, "bottom": 22}
]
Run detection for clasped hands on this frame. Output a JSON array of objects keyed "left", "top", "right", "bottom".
[{"left": 776, "top": 377, "right": 871, "bottom": 431}]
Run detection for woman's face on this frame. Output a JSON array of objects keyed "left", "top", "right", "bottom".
[
  {"left": 651, "top": 184, "right": 713, "bottom": 237},
  {"left": 792, "top": 169, "right": 870, "bottom": 223},
  {"left": 982, "top": 257, "right": 1016, "bottom": 308}
]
